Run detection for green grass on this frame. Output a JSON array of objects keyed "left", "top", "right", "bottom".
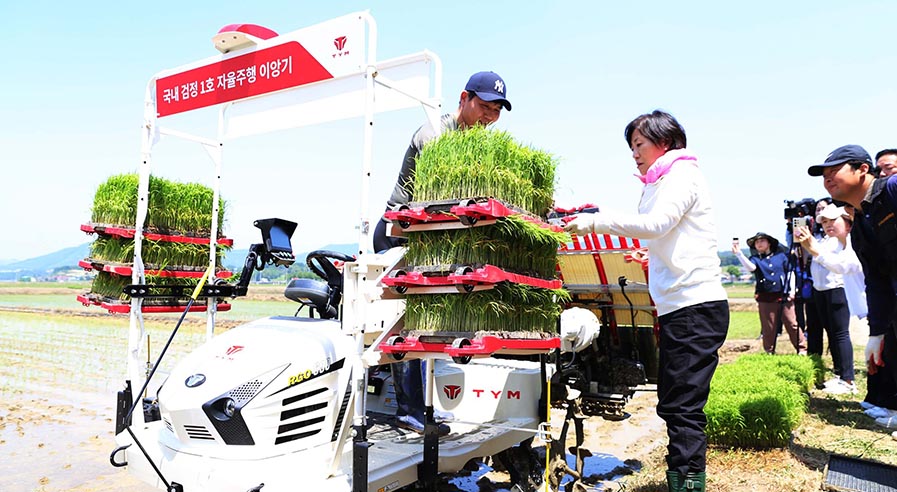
[
  {"left": 0, "top": 282, "right": 90, "bottom": 290},
  {"left": 727, "top": 311, "right": 760, "bottom": 340},
  {"left": 724, "top": 283, "right": 756, "bottom": 298}
]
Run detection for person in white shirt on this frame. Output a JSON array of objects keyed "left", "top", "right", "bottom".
[
  {"left": 565, "top": 110, "right": 727, "bottom": 492},
  {"left": 794, "top": 204, "right": 857, "bottom": 394}
]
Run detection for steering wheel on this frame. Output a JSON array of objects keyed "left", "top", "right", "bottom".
[{"left": 306, "top": 250, "right": 356, "bottom": 288}]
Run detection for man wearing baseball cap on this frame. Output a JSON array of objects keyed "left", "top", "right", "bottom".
[
  {"left": 807, "top": 144, "right": 897, "bottom": 407},
  {"left": 373, "top": 71, "right": 511, "bottom": 437},
  {"left": 375, "top": 70, "right": 512, "bottom": 252}
]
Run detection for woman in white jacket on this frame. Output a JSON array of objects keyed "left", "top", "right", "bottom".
[
  {"left": 795, "top": 204, "right": 860, "bottom": 395},
  {"left": 565, "top": 110, "right": 728, "bottom": 492}
]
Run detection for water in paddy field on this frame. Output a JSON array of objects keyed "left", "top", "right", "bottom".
[{"left": 0, "top": 312, "right": 206, "bottom": 492}]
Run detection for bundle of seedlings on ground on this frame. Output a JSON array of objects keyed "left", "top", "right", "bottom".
[
  {"left": 89, "top": 237, "right": 229, "bottom": 271},
  {"left": 89, "top": 272, "right": 202, "bottom": 305},
  {"left": 412, "top": 126, "right": 557, "bottom": 217},
  {"left": 704, "top": 354, "right": 813, "bottom": 448},
  {"left": 403, "top": 283, "right": 570, "bottom": 334},
  {"left": 404, "top": 215, "right": 569, "bottom": 278},
  {"left": 91, "top": 173, "right": 227, "bottom": 237}
]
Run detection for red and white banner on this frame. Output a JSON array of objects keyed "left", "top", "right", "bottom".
[{"left": 155, "top": 13, "right": 366, "bottom": 118}]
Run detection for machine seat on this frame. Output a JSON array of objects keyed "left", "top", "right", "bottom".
[{"left": 284, "top": 278, "right": 337, "bottom": 319}]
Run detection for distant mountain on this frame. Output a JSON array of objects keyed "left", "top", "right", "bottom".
[{"left": 0, "top": 243, "right": 91, "bottom": 278}]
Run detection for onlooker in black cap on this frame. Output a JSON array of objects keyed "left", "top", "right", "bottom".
[
  {"left": 732, "top": 233, "right": 807, "bottom": 355},
  {"left": 806, "top": 145, "right": 897, "bottom": 419}
]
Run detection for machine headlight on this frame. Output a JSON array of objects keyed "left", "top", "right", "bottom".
[{"left": 210, "top": 397, "right": 237, "bottom": 421}]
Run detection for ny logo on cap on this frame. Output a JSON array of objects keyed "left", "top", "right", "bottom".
[{"left": 494, "top": 79, "right": 504, "bottom": 94}]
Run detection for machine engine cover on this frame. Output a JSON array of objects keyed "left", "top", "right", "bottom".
[{"left": 160, "top": 316, "right": 355, "bottom": 462}]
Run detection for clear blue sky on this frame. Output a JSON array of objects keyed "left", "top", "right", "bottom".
[{"left": 2, "top": 1, "right": 896, "bottom": 262}]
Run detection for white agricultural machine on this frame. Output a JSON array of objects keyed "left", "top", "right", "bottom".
[{"left": 107, "top": 12, "right": 658, "bottom": 492}]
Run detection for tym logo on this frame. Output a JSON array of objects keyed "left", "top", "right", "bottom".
[
  {"left": 332, "top": 36, "right": 350, "bottom": 58},
  {"left": 443, "top": 385, "right": 462, "bottom": 400},
  {"left": 472, "top": 389, "right": 521, "bottom": 399}
]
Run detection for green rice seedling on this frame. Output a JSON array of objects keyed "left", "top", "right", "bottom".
[
  {"left": 89, "top": 236, "right": 135, "bottom": 264},
  {"left": 404, "top": 215, "right": 569, "bottom": 278},
  {"left": 404, "top": 284, "right": 570, "bottom": 333},
  {"left": 413, "top": 127, "right": 557, "bottom": 217},
  {"left": 705, "top": 354, "right": 813, "bottom": 448},
  {"left": 88, "top": 237, "right": 229, "bottom": 270},
  {"left": 725, "top": 353, "right": 816, "bottom": 392},
  {"left": 91, "top": 173, "right": 227, "bottom": 237},
  {"left": 90, "top": 272, "right": 132, "bottom": 301}
]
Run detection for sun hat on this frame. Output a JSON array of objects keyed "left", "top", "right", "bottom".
[
  {"left": 465, "top": 71, "right": 511, "bottom": 111},
  {"left": 807, "top": 144, "right": 873, "bottom": 176},
  {"left": 746, "top": 232, "right": 780, "bottom": 251}
]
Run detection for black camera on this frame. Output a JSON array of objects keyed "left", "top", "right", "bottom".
[{"left": 784, "top": 198, "right": 815, "bottom": 220}]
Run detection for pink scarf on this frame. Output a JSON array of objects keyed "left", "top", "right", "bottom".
[{"left": 636, "top": 148, "right": 697, "bottom": 185}]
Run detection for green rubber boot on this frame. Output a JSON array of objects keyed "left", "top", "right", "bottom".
[
  {"left": 666, "top": 470, "right": 683, "bottom": 492},
  {"left": 682, "top": 471, "right": 706, "bottom": 491}
]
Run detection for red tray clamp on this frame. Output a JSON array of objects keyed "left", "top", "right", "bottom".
[
  {"left": 382, "top": 265, "right": 562, "bottom": 293},
  {"left": 379, "top": 334, "right": 561, "bottom": 364},
  {"left": 447, "top": 265, "right": 562, "bottom": 291},
  {"left": 383, "top": 205, "right": 458, "bottom": 229},
  {"left": 99, "top": 301, "right": 232, "bottom": 314},
  {"left": 383, "top": 198, "right": 561, "bottom": 232},
  {"left": 76, "top": 294, "right": 101, "bottom": 306},
  {"left": 80, "top": 223, "right": 234, "bottom": 247},
  {"left": 79, "top": 258, "right": 233, "bottom": 279},
  {"left": 449, "top": 198, "right": 515, "bottom": 226}
]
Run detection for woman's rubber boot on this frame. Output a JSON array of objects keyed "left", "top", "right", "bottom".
[
  {"left": 683, "top": 472, "right": 706, "bottom": 491},
  {"left": 666, "top": 470, "right": 682, "bottom": 492}
]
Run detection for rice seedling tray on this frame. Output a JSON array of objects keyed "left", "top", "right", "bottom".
[
  {"left": 382, "top": 264, "right": 562, "bottom": 294},
  {"left": 78, "top": 259, "right": 233, "bottom": 279},
  {"left": 81, "top": 223, "right": 233, "bottom": 246},
  {"left": 379, "top": 332, "right": 560, "bottom": 364},
  {"left": 76, "top": 294, "right": 231, "bottom": 314},
  {"left": 384, "top": 197, "right": 561, "bottom": 232}
]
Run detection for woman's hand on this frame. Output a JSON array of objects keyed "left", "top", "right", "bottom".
[
  {"left": 793, "top": 225, "right": 819, "bottom": 256},
  {"left": 731, "top": 239, "right": 740, "bottom": 254},
  {"left": 564, "top": 214, "right": 597, "bottom": 235}
]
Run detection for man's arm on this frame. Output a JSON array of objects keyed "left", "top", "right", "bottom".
[{"left": 861, "top": 255, "right": 895, "bottom": 337}]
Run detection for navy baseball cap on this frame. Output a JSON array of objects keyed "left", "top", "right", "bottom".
[
  {"left": 465, "top": 71, "right": 511, "bottom": 111},
  {"left": 807, "top": 144, "right": 873, "bottom": 176}
]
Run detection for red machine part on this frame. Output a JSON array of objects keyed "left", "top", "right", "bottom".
[
  {"left": 379, "top": 334, "right": 560, "bottom": 364},
  {"left": 381, "top": 264, "right": 562, "bottom": 293},
  {"left": 81, "top": 223, "right": 234, "bottom": 247}
]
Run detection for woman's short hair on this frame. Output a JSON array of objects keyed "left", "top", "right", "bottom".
[{"left": 624, "top": 110, "right": 687, "bottom": 151}]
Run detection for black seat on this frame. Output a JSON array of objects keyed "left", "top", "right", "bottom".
[{"left": 284, "top": 278, "right": 338, "bottom": 319}]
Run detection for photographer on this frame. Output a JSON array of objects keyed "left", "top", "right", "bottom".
[
  {"left": 732, "top": 232, "right": 807, "bottom": 355},
  {"left": 794, "top": 205, "right": 857, "bottom": 394}
]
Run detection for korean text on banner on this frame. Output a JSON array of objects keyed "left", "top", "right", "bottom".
[{"left": 155, "top": 41, "right": 333, "bottom": 118}]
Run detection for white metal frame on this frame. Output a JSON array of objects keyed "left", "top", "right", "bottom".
[{"left": 126, "top": 10, "right": 443, "bottom": 426}]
